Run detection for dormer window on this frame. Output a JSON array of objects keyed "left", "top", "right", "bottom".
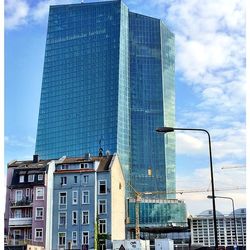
[
  {"left": 28, "top": 174, "right": 34, "bottom": 182},
  {"left": 38, "top": 174, "right": 43, "bottom": 181},
  {"left": 80, "top": 163, "right": 89, "bottom": 169},
  {"left": 61, "top": 165, "right": 68, "bottom": 170},
  {"left": 19, "top": 175, "right": 24, "bottom": 183}
]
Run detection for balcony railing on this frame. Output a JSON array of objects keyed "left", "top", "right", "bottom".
[
  {"left": 9, "top": 217, "right": 32, "bottom": 226},
  {"left": 7, "top": 239, "right": 33, "bottom": 246},
  {"left": 10, "top": 199, "right": 33, "bottom": 207}
]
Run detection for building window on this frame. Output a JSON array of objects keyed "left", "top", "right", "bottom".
[
  {"left": 99, "top": 239, "right": 106, "bottom": 250},
  {"left": 38, "top": 174, "right": 43, "bottom": 181},
  {"left": 72, "top": 231, "right": 77, "bottom": 246},
  {"left": 35, "top": 228, "right": 43, "bottom": 241},
  {"left": 72, "top": 211, "right": 78, "bottom": 225},
  {"left": 82, "top": 191, "right": 89, "bottom": 204},
  {"left": 98, "top": 180, "right": 107, "bottom": 194},
  {"left": 19, "top": 175, "right": 24, "bottom": 183},
  {"left": 25, "top": 188, "right": 30, "bottom": 199},
  {"left": 98, "top": 200, "right": 107, "bottom": 214},
  {"left": 15, "top": 190, "right": 23, "bottom": 202},
  {"left": 72, "top": 190, "right": 78, "bottom": 204},
  {"left": 28, "top": 174, "right": 34, "bottom": 182},
  {"left": 58, "top": 232, "right": 66, "bottom": 248},
  {"left": 59, "top": 212, "right": 67, "bottom": 226},
  {"left": 82, "top": 211, "right": 89, "bottom": 224},
  {"left": 74, "top": 176, "right": 78, "bottom": 184},
  {"left": 13, "top": 229, "right": 21, "bottom": 239},
  {"left": 14, "top": 209, "right": 22, "bottom": 218},
  {"left": 36, "top": 187, "right": 44, "bottom": 200},
  {"left": 25, "top": 209, "right": 32, "bottom": 218},
  {"left": 83, "top": 175, "right": 89, "bottom": 183},
  {"left": 99, "top": 219, "right": 107, "bottom": 234},
  {"left": 80, "top": 163, "right": 89, "bottom": 169},
  {"left": 35, "top": 207, "right": 44, "bottom": 220},
  {"left": 82, "top": 231, "right": 89, "bottom": 245},
  {"left": 61, "top": 176, "right": 67, "bottom": 185},
  {"left": 61, "top": 165, "right": 68, "bottom": 170},
  {"left": 59, "top": 192, "right": 67, "bottom": 205}
]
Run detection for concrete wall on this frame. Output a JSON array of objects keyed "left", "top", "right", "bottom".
[
  {"left": 111, "top": 154, "right": 125, "bottom": 240},
  {"left": 4, "top": 167, "right": 14, "bottom": 234},
  {"left": 45, "top": 161, "right": 55, "bottom": 250}
]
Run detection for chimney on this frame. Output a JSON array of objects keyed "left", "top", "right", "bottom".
[
  {"left": 33, "top": 154, "right": 39, "bottom": 163},
  {"left": 84, "top": 153, "right": 91, "bottom": 160}
]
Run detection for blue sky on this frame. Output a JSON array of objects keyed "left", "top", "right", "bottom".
[{"left": 4, "top": 0, "right": 246, "bottom": 214}]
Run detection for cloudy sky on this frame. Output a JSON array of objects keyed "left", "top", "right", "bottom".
[{"left": 4, "top": 0, "right": 246, "bottom": 215}]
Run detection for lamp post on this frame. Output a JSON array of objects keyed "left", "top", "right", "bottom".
[
  {"left": 156, "top": 127, "right": 218, "bottom": 250},
  {"left": 207, "top": 195, "right": 237, "bottom": 248}
]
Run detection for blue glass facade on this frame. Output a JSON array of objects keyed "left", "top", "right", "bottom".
[
  {"left": 36, "top": 1, "right": 175, "bottom": 197},
  {"left": 129, "top": 13, "right": 175, "bottom": 196},
  {"left": 35, "top": 1, "right": 131, "bottom": 183},
  {"left": 128, "top": 199, "right": 187, "bottom": 228}
]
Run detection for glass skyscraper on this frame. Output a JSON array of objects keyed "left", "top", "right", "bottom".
[{"left": 35, "top": 0, "right": 176, "bottom": 197}]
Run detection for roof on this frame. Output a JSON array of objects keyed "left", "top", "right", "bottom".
[
  {"left": 50, "top": 0, "right": 120, "bottom": 9},
  {"left": 57, "top": 154, "right": 114, "bottom": 172},
  {"left": 96, "top": 155, "right": 113, "bottom": 172},
  {"left": 9, "top": 167, "right": 46, "bottom": 188},
  {"left": 8, "top": 160, "right": 52, "bottom": 169},
  {"left": 197, "top": 210, "right": 224, "bottom": 217},
  {"left": 229, "top": 208, "right": 246, "bottom": 216}
]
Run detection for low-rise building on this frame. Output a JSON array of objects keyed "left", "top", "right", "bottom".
[
  {"left": 5, "top": 153, "right": 126, "bottom": 250},
  {"left": 190, "top": 209, "right": 246, "bottom": 249},
  {"left": 4, "top": 155, "right": 55, "bottom": 249},
  {"left": 51, "top": 153, "right": 125, "bottom": 250}
]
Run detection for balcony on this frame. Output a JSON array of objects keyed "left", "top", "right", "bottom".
[
  {"left": 9, "top": 217, "right": 32, "bottom": 227},
  {"left": 10, "top": 199, "right": 33, "bottom": 207},
  {"left": 7, "top": 239, "right": 32, "bottom": 246}
]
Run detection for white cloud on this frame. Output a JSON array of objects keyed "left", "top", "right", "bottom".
[
  {"left": 175, "top": 13, "right": 246, "bottom": 160},
  {"left": 5, "top": 135, "right": 36, "bottom": 148},
  {"left": 176, "top": 165, "right": 246, "bottom": 214},
  {"left": 164, "top": 0, "right": 245, "bottom": 130},
  {"left": 5, "top": 0, "right": 29, "bottom": 29},
  {"left": 30, "top": 0, "right": 81, "bottom": 22},
  {"left": 5, "top": 0, "right": 80, "bottom": 29},
  {"left": 30, "top": 1, "right": 51, "bottom": 22},
  {"left": 175, "top": 121, "right": 245, "bottom": 161},
  {"left": 176, "top": 133, "right": 206, "bottom": 155}
]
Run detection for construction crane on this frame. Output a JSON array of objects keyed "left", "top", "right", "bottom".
[
  {"left": 221, "top": 165, "right": 245, "bottom": 170},
  {"left": 127, "top": 182, "right": 142, "bottom": 240}
]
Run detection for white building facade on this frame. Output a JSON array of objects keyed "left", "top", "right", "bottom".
[{"left": 190, "top": 209, "right": 246, "bottom": 249}]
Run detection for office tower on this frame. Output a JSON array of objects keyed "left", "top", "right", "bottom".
[
  {"left": 129, "top": 12, "right": 175, "bottom": 195},
  {"left": 35, "top": 0, "right": 175, "bottom": 196}
]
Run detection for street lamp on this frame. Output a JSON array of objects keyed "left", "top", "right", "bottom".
[
  {"left": 156, "top": 127, "right": 218, "bottom": 250},
  {"left": 207, "top": 195, "right": 237, "bottom": 248}
]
